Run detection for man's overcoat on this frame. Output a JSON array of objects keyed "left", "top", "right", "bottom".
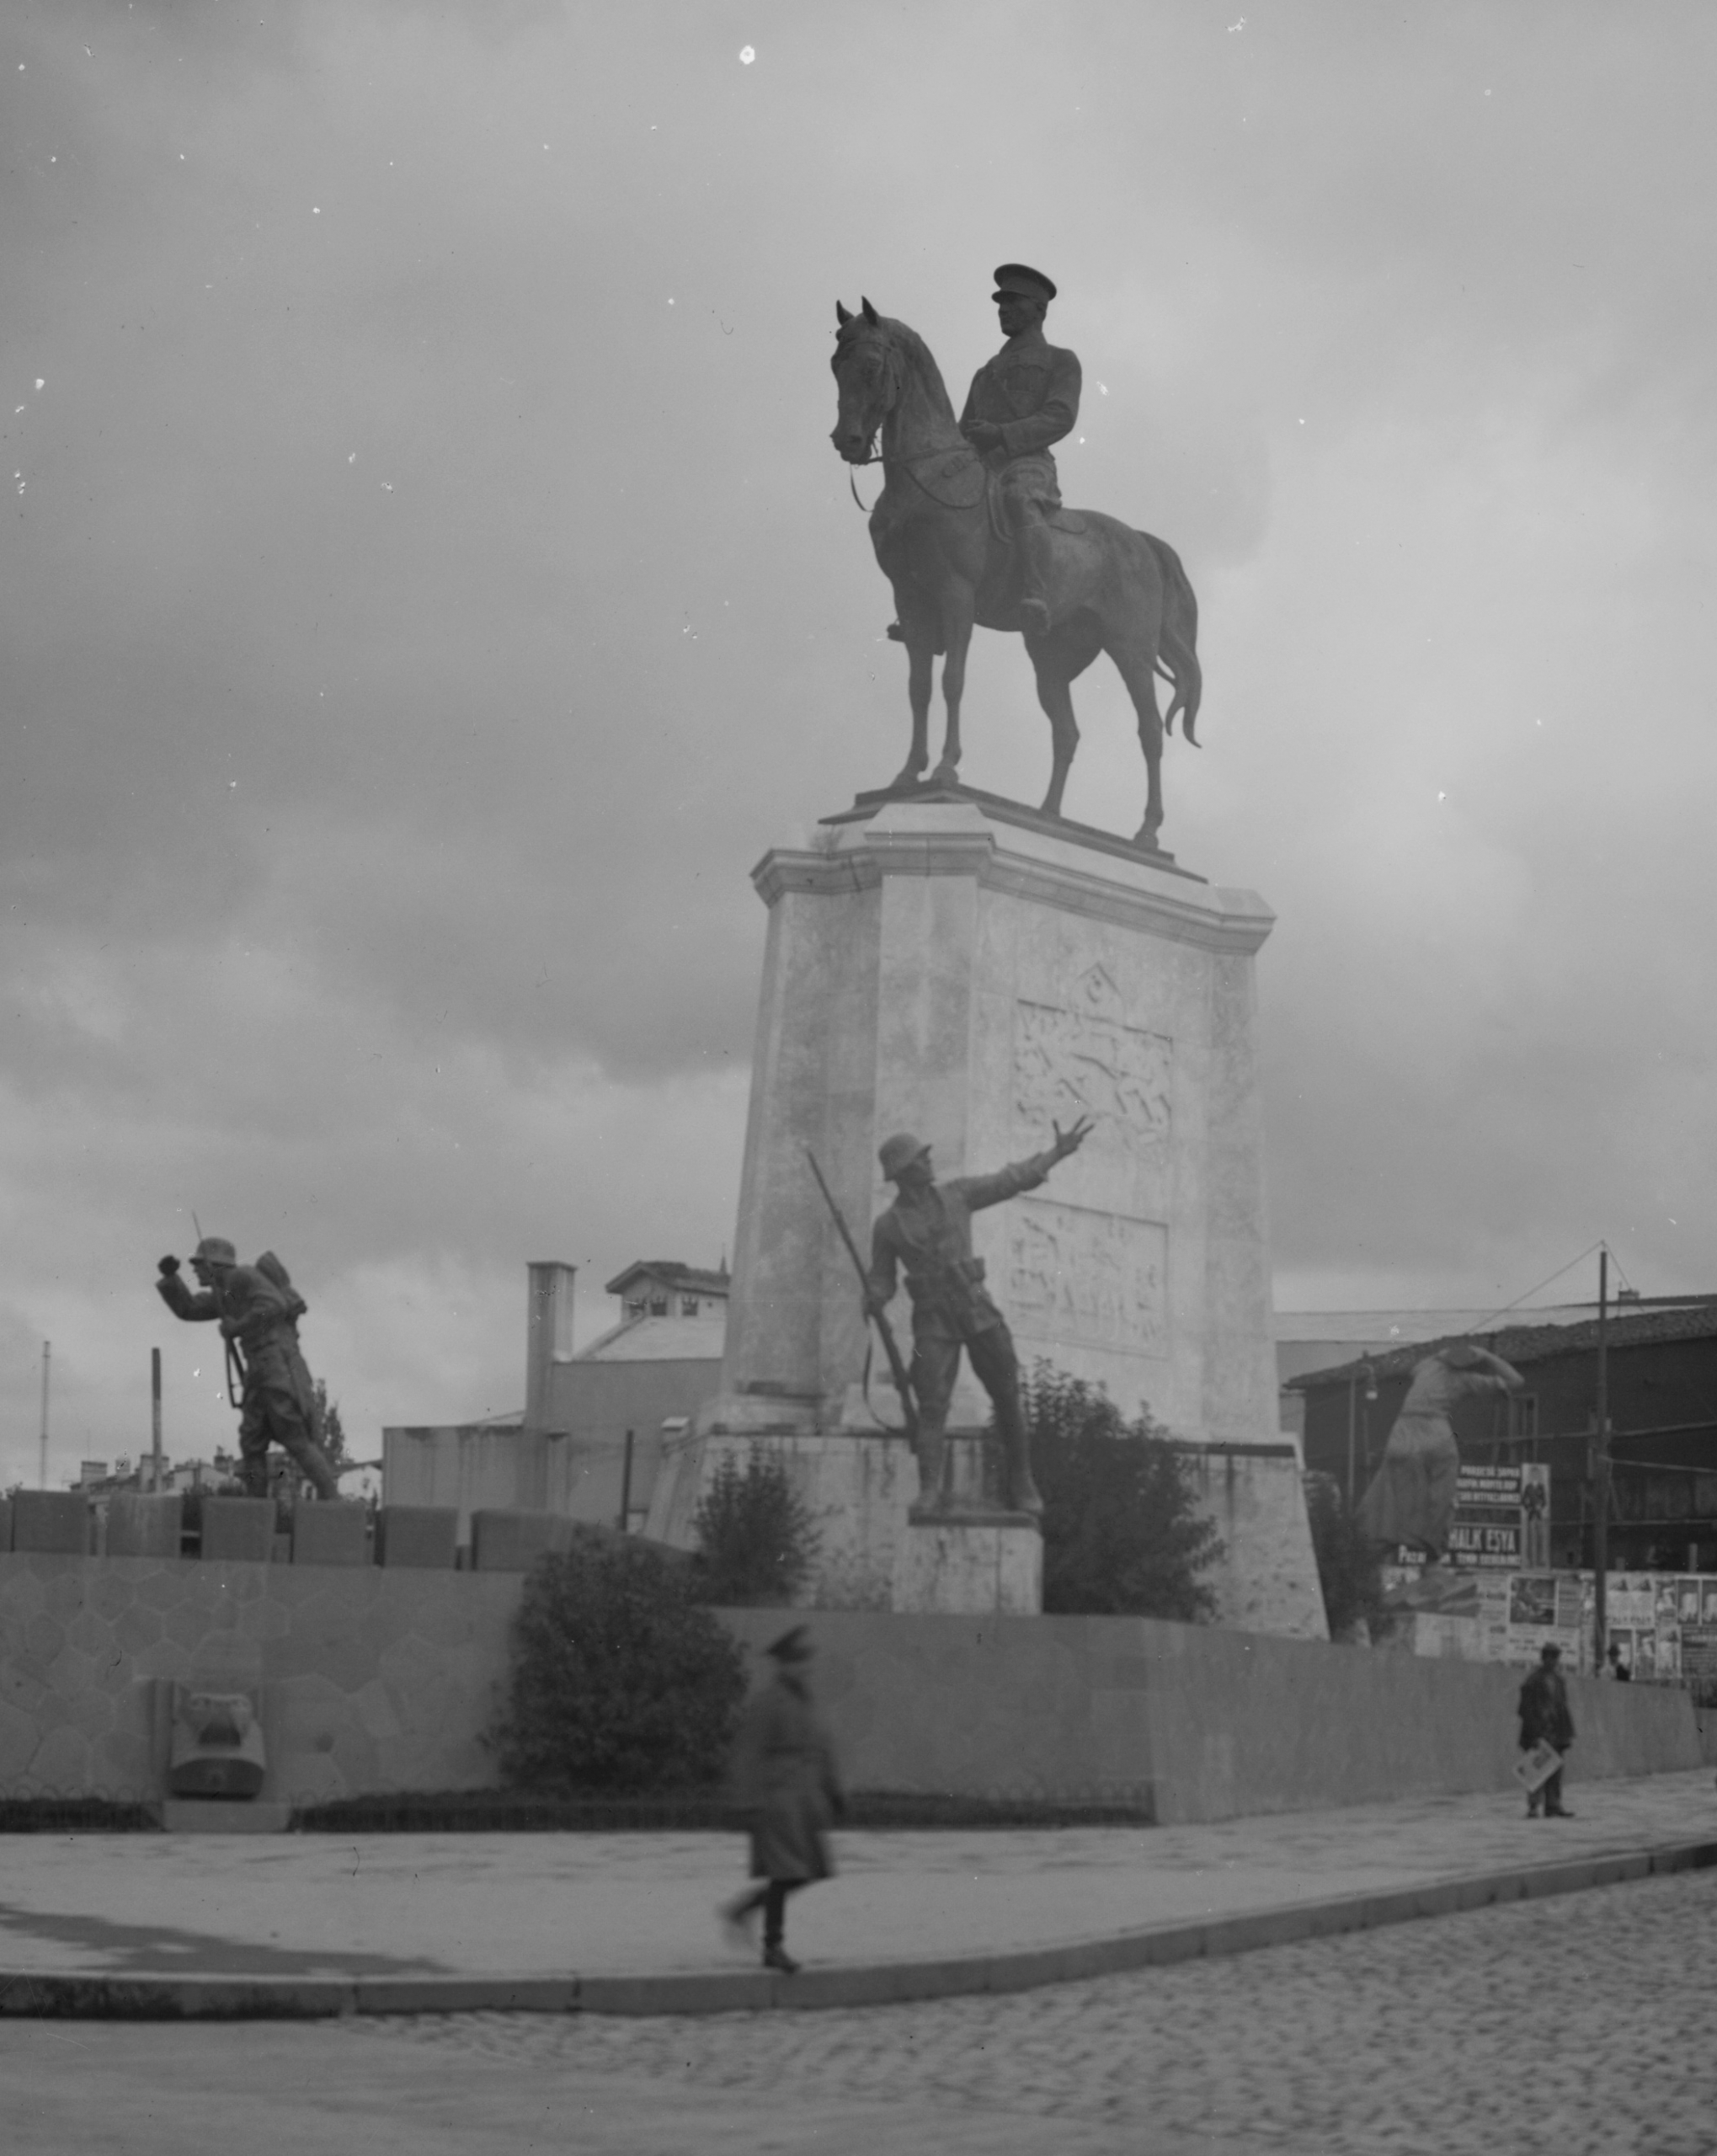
[{"left": 728, "top": 1669, "right": 845, "bottom": 1882}]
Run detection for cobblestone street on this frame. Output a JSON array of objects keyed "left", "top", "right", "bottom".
[{"left": 362, "top": 1865, "right": 1717, "bottom": 2155}]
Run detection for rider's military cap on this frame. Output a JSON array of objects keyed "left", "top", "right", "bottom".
[
  {"left": 992, "top": 263, "right": 1057, "bottom": 304},
  {"left": 877, "top": 1132, "right": 931, "bottom": 1181},
  {"left": 192, "top": 1236, "right": 238, "bottom": 1267}
]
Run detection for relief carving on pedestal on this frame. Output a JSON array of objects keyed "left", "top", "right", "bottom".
[
  {"left": 1012, "top": 964, "right": 1170, "bottom": 1155},
  {"left": 1006, "top": 1200, "right": 1167, "bottom": 1358}
]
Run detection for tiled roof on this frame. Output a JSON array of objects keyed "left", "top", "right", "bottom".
[
  {"left": 602, "top": 1258, "right": 732, "bottom": 1297},
  {"left": 1288, "top": 1299, "right": 1717, "bottom": 1390},
  {"left": 573, "top": 1313, "right": 728, "bottom": 1364}
]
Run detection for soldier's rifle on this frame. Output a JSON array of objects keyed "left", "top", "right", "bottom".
[{"left": 805, "top": 1148, "right": 918, "bottom": 1442}]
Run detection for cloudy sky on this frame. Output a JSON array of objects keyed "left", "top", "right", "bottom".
[{"left": 3, "top": 1, "right": 1714, "bottom": 1484}]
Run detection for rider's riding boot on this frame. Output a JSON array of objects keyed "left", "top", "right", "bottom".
[
  {"left": 913, "top": 1429, "right": 949, "bottom": 1513},
  {"left": 1014, "top": 510, "right": 1055, "bottom": 634}
]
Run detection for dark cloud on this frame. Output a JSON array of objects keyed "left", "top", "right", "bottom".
[{"left": 3, "top": 2, "right": 1714, "bottom": 1479}]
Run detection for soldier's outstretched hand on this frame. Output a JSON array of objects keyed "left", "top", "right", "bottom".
[
  {"left": 157, "top": 1254, "right": 180, "bottom": 1276},
  {"left": 1051, "top": 1116, "right": 1094, "bottom": 1159}
]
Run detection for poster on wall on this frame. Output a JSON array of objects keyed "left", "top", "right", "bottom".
[
  {"left": 1437, "top": 1465, "right": 1553, "bottom": 1570},
  {"left": 1509, "top": 1575, "right": 1556, "bottom": 1629},
  {"left": 1678, "top": 1625, "right": 1717, "bottom": 1679}
]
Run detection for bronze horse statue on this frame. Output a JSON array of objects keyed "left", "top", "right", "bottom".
[{"left": 829, "top": 299, "right": 1201, "bottom": 851}]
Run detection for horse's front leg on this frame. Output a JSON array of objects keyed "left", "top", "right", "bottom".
[
  {"left": 888, "top": 595, "right": 935, "bottom": 791},
  {"left": 928, "top": 583, "right": 976, "bottom": 787}
]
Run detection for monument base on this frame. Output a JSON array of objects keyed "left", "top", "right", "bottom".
[
  {"left": 643, "top": 1427, "right": 1042, "bottom": 1614},
  {"left": 896, "top": 1515, "right": 1042, "bottom": 1615}
]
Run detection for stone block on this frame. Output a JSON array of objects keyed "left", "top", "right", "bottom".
[
  {"left": 893, "top": 1518, "right": 1042, "bottom": 1614},
  {"left": 469, "top": 1509, "right": 574, "bottom": 1572},
  {"left": 106, "top": 1492, "right": 184, "bottom": 1560},
  {"left": 373, "top": 1505, "right": 459, "bottom": 1570},
  {"left": 10, "top": 1492, "right": 91, "bottom": 1556},
  {"left": 200, "top": 1497, "right": 276, "bottom": 1563},
  {"left": 162, "top": 1798, "right": 291, "bottom": 1833},
  {"left": 291, "top": 1502, "right": 371, "bottom": 1567}
]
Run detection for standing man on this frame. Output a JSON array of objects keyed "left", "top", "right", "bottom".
[
  {"left": 722, "top": 1626, "right": 845, "bottom": 1977},
  {"left": 155, "top": 1238, "right": 341, "bottom": 1501},
  {"left": 866, "top": 1118, "right": 1091, "bottom": 1517},
  {"left": 959, "top": 263, "right": 1081, "bottom": 636},
  {"left": 1517, "top": 1642, "right": 1576, "bottom": 1819}
]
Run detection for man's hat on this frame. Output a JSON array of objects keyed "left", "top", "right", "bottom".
[
  {"left": 765, "top": 1625, "right": 813, "bottom": 1663},
  {"left": 1540, "top": 1642, "right": 1562, "bottom": 1662},
  {"left": 877, "top": 1132, "right": 931, "bottom": 1181},
  {"left": 193, "top": 1236, "right": 237, "bottom": 1267},
  {"left": 992, "top": 263, "right": 1057, "bottom": 305}
]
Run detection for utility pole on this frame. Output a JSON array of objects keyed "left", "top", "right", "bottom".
[
  {"left": 38, "top": 1341, "right": 51, "bottom": 1490},
  {"left": 151, "top": 1348, "right": 164, "bottom": 1493},
  {"left": 1593, "top": 1246, "right": 1610, "bottom": 1670},
  {"left": 618, "top": 1428, "right": 635, "bottom": 1534}
]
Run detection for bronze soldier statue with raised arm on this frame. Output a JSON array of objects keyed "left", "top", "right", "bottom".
[
  {"left": 156, "top": 1237, "right": 341, "bottom": 1500},
  {"left": 864, "top": 1118, "right": 1091, "bottom": 1518},
  {"left": 958, "top": 263, "right": 1081, "bottom": 636}
]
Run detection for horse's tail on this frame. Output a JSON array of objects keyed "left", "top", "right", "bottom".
[{"left": 1141, "top": 533, "right": 1202, "bottom": 744}]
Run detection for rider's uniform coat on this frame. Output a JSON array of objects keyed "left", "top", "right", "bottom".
[{"left": 959, "top": 327, "right": 1082, "bottom": 506}]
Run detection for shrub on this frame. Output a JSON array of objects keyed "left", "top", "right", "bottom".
[
  {"left": 1023, "top": 1365, "right": 1224, "bottom": 1620},
  {"left": 691, "top": 1447, "right": 821, "bottom": 1606},
  {"left": 488, "top": 1529, "right": 748, "bottom": 1793},
  {"left": 1303, "top": 1471, "right": 1392, "bottom": 1641}
]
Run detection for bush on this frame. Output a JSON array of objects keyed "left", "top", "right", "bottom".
[
  {"left": 488, "top": 1529, "right": 748, "bottom": 1793},
  {"left": 1024, "top": 1365, "right": 1224, "bottom": 1620},
  {"left": 1303, "top": 1472, "right": 1392, "bottom": 1641},
  {"left": 691, "top": 1447, "right": 821, "bottom": 1605}
]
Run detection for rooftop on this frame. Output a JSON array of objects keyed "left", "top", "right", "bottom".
[
  {"left": 603, "top": 1259, "right": 731, "bottom": 1299},
  {"left": 573, "top": 1312, "right": 728, "bottom": 1364},
  {"left": 1288, "top": 1298, "right": 1717, "bottom": 1390}
]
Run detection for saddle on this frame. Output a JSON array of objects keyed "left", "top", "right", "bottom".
[{"left": 979, "top": 465, "right": 1087, "bottom": 542}]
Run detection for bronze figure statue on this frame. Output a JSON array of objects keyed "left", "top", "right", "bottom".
[
  {"left": 156, "top": 1237, "right": 342, "bottom": 1500},
  {"left": 864, "top": 1118, "right": 1091, "bottom": 1519},
  {"left": 1357, "top": 1342, "right": 1525, "bottom": 1563},
  {"left": 829, "top": 267, "right": 1201, "bottom": 851}
]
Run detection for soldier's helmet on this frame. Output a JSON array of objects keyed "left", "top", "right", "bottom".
[
  {"left": 192, "top": 1236, "right": 238, "bottom": 1267},
  {"left": 877, "top": 1132, "right": 931, "bottom": 1182},
  {"left": 992, "top": 263, "right": 1057, "bottom": 305}
]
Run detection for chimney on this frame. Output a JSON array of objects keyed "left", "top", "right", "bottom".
[{"left": 525, "top": 1262, "right": 577, "bottom": 1428}]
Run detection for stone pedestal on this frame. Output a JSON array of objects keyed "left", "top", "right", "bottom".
[
  {"left": 894, "top": 1516, "right": 1042, "bottom": 1614},
  {"left": 712, "top": 787, "right": 1278, "bottom": 1446},
  {"left": 657, "top": 785, "right": 1287, "bottom": 1618}
]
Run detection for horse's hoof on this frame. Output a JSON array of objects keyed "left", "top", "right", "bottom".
[
  {"left": 1133, "top": 825, "right": 1163, "bottom": 852},
  {"left": 928, "top": 761, "right": 961, "bottom": 788},
  {"left": 887, "top": 766, "right": 927, "bottom": 793}
]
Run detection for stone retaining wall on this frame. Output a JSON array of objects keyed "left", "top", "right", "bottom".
[{"left": 0, "top": 1554, "right": 1700, "bottom": 1819}]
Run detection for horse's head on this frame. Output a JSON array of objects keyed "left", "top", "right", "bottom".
[{"left": 829, "top": 298, "right": 898, "bottom": 464}]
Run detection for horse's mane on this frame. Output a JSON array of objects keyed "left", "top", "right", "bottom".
[{"left": 878, "top": 318, "right": 957, "bottom": 422}]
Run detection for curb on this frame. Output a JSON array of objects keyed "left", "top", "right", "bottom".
[{"left": 3, "top": 1836, "right": 1714, "bottom": 2020}]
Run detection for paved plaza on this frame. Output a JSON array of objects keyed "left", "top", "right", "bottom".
[
  {"left": 1, "top": 1769, "right": 1714, "bottom": 2148},
  {"left": 6, "top": 1860, "right": 1716, "bottom": 2154},
  {"left": 0, "top": 1768, "right": 1713, "bottom": 2002}
]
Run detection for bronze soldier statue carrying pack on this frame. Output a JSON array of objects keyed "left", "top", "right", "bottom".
[{"left": 156, "top": 1237, "right": 342, "bottom": 1501}]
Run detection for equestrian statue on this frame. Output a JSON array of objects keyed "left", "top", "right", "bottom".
[{"left": 829, "top": 265, "right": 1201, "bottom": 852}]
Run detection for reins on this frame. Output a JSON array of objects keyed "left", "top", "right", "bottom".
[{"left": 847, "top": 437, "right": 986, "bottom": 513}]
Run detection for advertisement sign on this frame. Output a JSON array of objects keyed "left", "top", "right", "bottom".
[{"left": 1437, "top": 1464, "right": 1552, "bottom": 1570}]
